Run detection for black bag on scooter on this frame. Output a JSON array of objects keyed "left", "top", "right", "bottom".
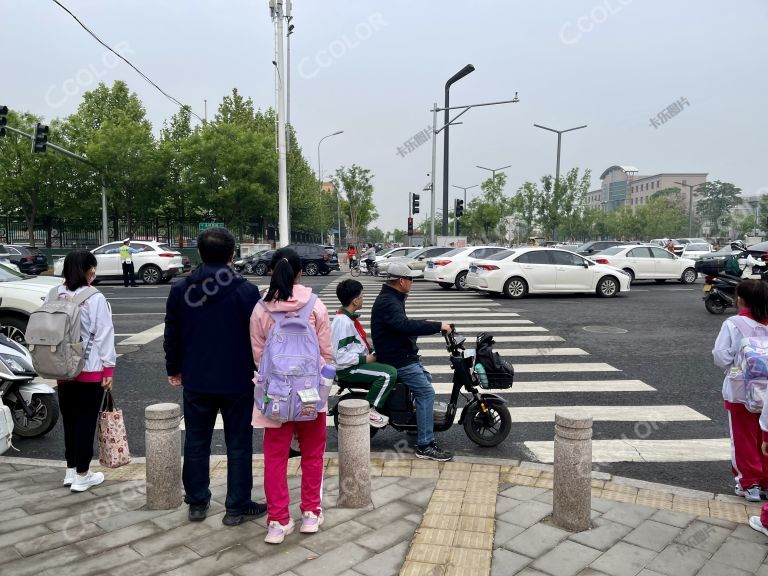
[{"left": 475, "top": 332, "right": 514, "bottom": 389}]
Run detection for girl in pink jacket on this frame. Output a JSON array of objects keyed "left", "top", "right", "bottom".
[{"left": 250, "top": 248, "right": 332, "bottom": 544}]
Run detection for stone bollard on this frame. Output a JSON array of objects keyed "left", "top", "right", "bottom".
[
  {"left": 145, "top": 403, "right": 182, "bottom": 510},
  {"left": 337, "top": 398, "right": 371, "bottom": 508},
  {"left": 553, "top": 410, "right": 593, "bottom": 532}
]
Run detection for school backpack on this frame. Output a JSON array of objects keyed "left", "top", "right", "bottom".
[
  {"left": 730, "top": 316, "right": 768, "bottom": 413},
  {"left": 254, "top": 294, "right": 323, "bottom": 422},
  {"left": 475, "top": 332, "right": 515, "bottom": 389},
  {"left": 26, "top": 286, "right": 99, "bottom": 380}
]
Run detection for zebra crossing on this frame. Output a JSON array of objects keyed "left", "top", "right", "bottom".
[{"left": 317, "top": 276, "right": 732, "bottom": 464}]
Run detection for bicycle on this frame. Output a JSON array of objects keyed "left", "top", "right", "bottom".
[{"left": 349, "top": 259, "right": 377, "bottom": 277}]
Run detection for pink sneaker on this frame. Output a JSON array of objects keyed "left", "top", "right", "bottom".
[
  {"left": 300, "top": 511, "right": 324, "bottom": 534},
  {"left": 265, "top": 518, "right": 295, "bottom": 544}
]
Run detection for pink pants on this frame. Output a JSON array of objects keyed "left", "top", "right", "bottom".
[
  {"left": 263, "top": 414, "right": 326, "bottom": 524},
  {"left": 726, "top": 401, "right": 768, "bottom": 490}
]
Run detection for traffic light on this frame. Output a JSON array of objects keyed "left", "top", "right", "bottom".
[
  {"left": 411, "top": 193, "right": 420, "bottom": 214},
  {"left": 0, "top": 106, "right": 7, "bottom": 137},
  {"left": 455, "top": 198, "right": 464, "bottom": 218},
  {"left": 456, "top": 220, "right": 462, "bottom": 235},
  {"left": 407, "top": 216, "right": 414, "bottom": 236},
  {"left": 32, "top": 122, "right": 49, "bottom": 153}
]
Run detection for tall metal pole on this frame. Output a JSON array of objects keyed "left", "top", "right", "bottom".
[
  {"left": 317, "top": 131, "right": 344, "bottom": 246},
  {"left": 430, "top": 103, "right": 437, "bottom": 245},
  {"left": 272, "top": 1, "right": 289, "bottom": 246},
  {"left": 442, "top": 64, "right": 475, "bottom": 236},
  {"left": 101, "top": 175, "right": 109, "bottom": 244},
  {"left": 675, "top": 181, "right": 696, "bottom": 237}
]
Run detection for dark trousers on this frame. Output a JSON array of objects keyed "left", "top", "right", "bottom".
[
  {"left": 182, "top": 386, "right": 254, "bottom": 515},
  {"left": 122, "top": 262, "right": 136, "bottom": 286},
  {"left": 58, "top": 382, "right": 104, "bottom": 473}
]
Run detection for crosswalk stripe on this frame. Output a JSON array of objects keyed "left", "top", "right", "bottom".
[
  {"left": 424, "top": 362, "right": 618, "bottom": 374},
  {"left": 525, "top": 439, "right": 731, "bottom": 463},
  {"left": 508, "top": 405, "right": 707, "bottom": 422},
  {"left": 359, "top": 319, "right": 533, "bottom": 326},
  {"left": 431, "top": 380, "right": 654, "bottom": 393},
  {"left": 419, "top": 334, "right": 561, "bottom": 343},
  {"left": 418, "top": 347, "right": 588, "bottom": 357},
  {"left": 358, "top": 312, "right": 521, "bottom": 318}
]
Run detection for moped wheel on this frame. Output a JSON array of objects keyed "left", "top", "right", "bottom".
[
  {"left": 350, "top": 266, "right": 361, "bottom": 277},
  {"left": 332, "top": 394, "right": 379, "bottom": 438},
  {"left": 705, "top": 295, "right": 727, "bottom": 314},
  {"left": 463, "top": 402, "right": 511, "bottom": 447},
  {"left": 10, "top": 393, "right": 59, "bottom": 438}
]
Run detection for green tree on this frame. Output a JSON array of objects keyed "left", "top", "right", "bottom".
[
  {"left": 635, "top": 195, "right": 688, "bottom": 238},
  {"left": 696, "top": 181, "right": 742, "bottom": 237},
  {"left": 511, "top": 181, "right": 539, "bottom": 240},
  {"left": 537, "top": 168, "right": 591, "bottom": 241},
  {"left": 332, "top": 165, "right": 377, "bottom": 245}
]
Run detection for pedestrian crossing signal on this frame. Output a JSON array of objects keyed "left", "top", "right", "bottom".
[{"left": 407, "top": 216, "right": 413, "bottom": 236}]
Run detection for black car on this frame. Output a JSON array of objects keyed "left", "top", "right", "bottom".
[
  {"left": 6, "top": 245, "right": 48, "bottom": 275},
  {"left": 287, "top": 244, "right": 335, "bottom": 276},
  {"left": 575, "top": 240, "right": 625, "bottom": 257},
  {"left": 245, "top": 249, "right": 276, "bottom": 276}
]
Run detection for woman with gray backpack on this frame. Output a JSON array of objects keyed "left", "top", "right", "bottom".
[
  {"left": 250, "top": 248, "right": 332, "bottom": 544},
  {"left": 33, "top": 251, "right": 116, "bottom": 492}
]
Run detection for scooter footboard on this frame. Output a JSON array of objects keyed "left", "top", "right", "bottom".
[{"left": 458, "top": 393, "right": 508, "bottom": 425}]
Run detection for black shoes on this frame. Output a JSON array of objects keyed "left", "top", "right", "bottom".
[
  {"left": 188, "top": 502, "right": 210, "bottom": 522},
  {"left": 222, "top": 500, "right": 268, "bottom": 526},
  {"left": 415, "top": 442, "right": 454, "bottom": 462}
]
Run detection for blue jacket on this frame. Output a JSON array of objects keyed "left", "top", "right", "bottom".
[{"left": 164, "top": 264, "right": 261, "bottom": 394}]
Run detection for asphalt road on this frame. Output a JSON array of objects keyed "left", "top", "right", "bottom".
[{"left": 9, "top": 272, "right": 738, "bottom": 496}]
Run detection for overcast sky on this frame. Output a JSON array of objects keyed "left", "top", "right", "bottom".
[{"left": 6, "top": 0, "right": 768, "bottom": 232}]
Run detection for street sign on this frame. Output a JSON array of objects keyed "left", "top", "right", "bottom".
[{"left": 198, "top": 222, "right": 224, "bottom": 231}]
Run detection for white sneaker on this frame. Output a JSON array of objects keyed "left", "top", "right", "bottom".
[
  {"left": 300, "top": 511, "right": 324, "bottom": 534},
  {"left": 70, "top": 471, "right": 105, "bottom": 492},
  {"left": 369, "top": 408, "right": 389, "bottom": 428},
  {"left": 750, "top": 516, "right": 768, "bottom": 537},
  {"left": 744, "top": 485, "right": 762, "bottom": 502},
  {"left": 63, "top": 468, "right": 76, "bottom": 487},
  {"left": 265, "top": 519, "right": 295, "bottom": 544}
]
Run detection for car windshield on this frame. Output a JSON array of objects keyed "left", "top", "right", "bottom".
[
  {"left": 24, "top": 247, "right": 44, "bottom": 255},
  {"left": 485, "top": 249, "right": 517, "bottom": 261},
  {"left": 575, "top": 242, "right": 594, "bottom": 252},
  {"left": 0, "top": 265, "right": 24, "bottom": 282},
  {"left": 158, "top": 244, "right": 174, "bottom": 252},
  {"left": 439, "top": 248, "right": 464, "bottom": 257},
  {"left": 597, "top": 246, "right": 626, "bottom": 255},
  {"left": 685, "top": 243, "right": 709, "bottom": 251}
]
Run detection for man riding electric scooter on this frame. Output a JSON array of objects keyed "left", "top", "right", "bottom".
[{"left": 370, "top": 263, "right": 454, "bottom": 461}]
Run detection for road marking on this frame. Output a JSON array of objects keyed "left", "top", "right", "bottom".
[
  {"left": 106, "top": 297, "right": 170, "bottom": 300},
  {"left": 118, "top": 323, "right": 165, "bottom": 346},
  {"left": 431, "top": 379, "right": 654, "bottom": 394},
  {"left": 525, "top": 438, "right": 731, "bottom": 463},
  {"left": 507, "top": 405, "right": 707, "bottom": 422},
  {"left": 112, "top": 313, "right": 165, "bottom": 316},
  {"left": 418, "top": 347, "right": 587, "bottom": 357},
  {"left": 425, "top": 362, "right": 617, "bottom": 374},
  {"left": 359, "top": 319, "right": 533, "bottom": 326},
  {"left": 419, "top": 334, "right": 561, "bottom": 343},
  {"left": 358, "top": 312, "right": 522, "bottom": 318}
]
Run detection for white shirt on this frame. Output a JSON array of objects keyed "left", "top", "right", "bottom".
[{"left": 712, "top": 314, "right": 762, "bottom": 403}]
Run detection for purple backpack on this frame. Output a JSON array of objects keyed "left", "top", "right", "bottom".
[
  {"left": 730, "top": 316, "right": 768, "bottom": 413},
  {"left": 255, "top": 294, "right": 323, "bottom": 422}
]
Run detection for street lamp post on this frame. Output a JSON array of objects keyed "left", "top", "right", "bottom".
[
  {"left": 533, "top": 123, "right": 587, "bottom": 241},
  {"left": 476, "top": 164, "right": 512, "bottom": 186},
  {"left": 317, "top": 130, "right": 344, "bottom": 246},
  {"left": 452, "top": 184, "right": 479, "bottom": 209},
  {"left": 674, "top": 181, "right": 699, "bottom": 237},
  {"left": 442, "top": 64, "right": 475, "bottom": 236}
]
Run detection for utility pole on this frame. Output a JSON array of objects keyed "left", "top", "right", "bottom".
[
  {"left": 429, "top": 102, "right": 437, "bottom": 245},
  {"left": 271, "top": 0, "right": 289, "bottom": 246},
  {"left": 674, "top": 181, "right": 699, "bottom": 237}
]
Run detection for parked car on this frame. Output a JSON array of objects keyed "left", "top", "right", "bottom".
[
  {"left": 376, "top": 246, "right": 454, "bottom": 277},
  {"left": 423, "top": 246, "right": 509, "bottom": 290},
  {"left": 575, "top": 240, "right": 625, "bottom": 256},
  {"left": 465, "top": 247, "right": 631, "bottom": 299},
  {"left": 53, "top": 241, "right": 184, "bottom": 285},
  {"left": 0, "top": 265, "right": 63, "bottom": 342},
  {"left": 0, "top": 245, "right": 20, "bottom": 273},
  {"left": 5, "top": 245, "right": 48, "bottom": 275},
  {"left": 590, "top": 244, "right": 697, "bottom": 284},
  {"left": 285, "top": 244, "right": 335, "bottom": 276},
  {"left": 680, "top": 242, "right": 713, "bottom": 260},
  {"left": 234, "top": 249, "right": 271, "bottom": 274},
  {"left": 322, "top": 245, "right": 341, "bottom": 272}
]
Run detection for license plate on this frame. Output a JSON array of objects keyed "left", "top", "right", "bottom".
[
  {"left": 35, "top": 256, "right": 44, "bottom": 261},
  {"left": 427, "top": 262, "right": 433, "bottom": 269},
  {"left": 470, "top": 266, "right": 478, "bottom": 273},
  {"left": 703, "top": 284, "right": 712, "bottom": 292}
]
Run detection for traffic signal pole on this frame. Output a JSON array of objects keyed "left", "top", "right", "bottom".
[{"left": 4, "top": 123, "right": 110, "bottom": 244}]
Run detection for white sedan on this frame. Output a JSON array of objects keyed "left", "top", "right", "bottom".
[
  {"left": 53, "top": 241, "right": 184, "bottom": 285},
  {"left": 465, "top": 248, "right": 631, "bottom": 298},
  {"left": 0, "top": 266, "right": 63, "bottom": 342},
  {"left": 680, "top": 242, "right": 713, "bottom": 261},
  {"left": 590, "top": 245, "right": 698, "bottom": 284},
  {"left": 423, "top": 245, "right": 508, "bottom": 290}
]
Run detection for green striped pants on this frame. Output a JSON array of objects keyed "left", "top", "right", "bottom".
[{"left": 337, "top": 362, "right": 398, "bottom": 410}]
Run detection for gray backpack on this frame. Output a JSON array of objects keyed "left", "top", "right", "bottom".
[{"left": 26, "top": 286, "right": 99, "bottom": 380}]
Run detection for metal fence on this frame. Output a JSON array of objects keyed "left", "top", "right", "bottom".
[{"left": 0, "top": 216, "right": 321, "bottom": 249}]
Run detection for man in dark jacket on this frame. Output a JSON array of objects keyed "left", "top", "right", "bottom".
[
  {"left": 164, "top": 228, "right": 266, "bottom": 526},
  {"left": 370, "top": 263, "right": 453, "bottom": 461}
]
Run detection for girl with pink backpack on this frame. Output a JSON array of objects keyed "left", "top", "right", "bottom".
[{"left": 250, "top": 248, "right": 332, "bottom": 544}]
